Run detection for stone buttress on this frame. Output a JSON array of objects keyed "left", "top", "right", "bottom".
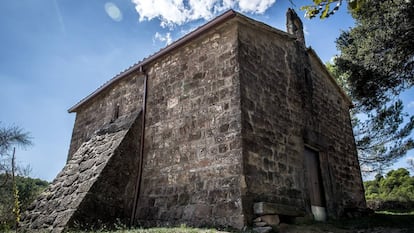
[{"left": 20, "top": 112, "right": 142, "bottom": 232}]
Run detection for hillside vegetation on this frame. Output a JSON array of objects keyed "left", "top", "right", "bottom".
[
  {"left": 364, "top": 168, "right": 414, "bottom": 212},
  {"left": 0, "top": 174, "right": 49, "bottom": 231}
]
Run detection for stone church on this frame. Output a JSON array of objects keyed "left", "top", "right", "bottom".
[{"left": 21, "top": 9, "right": 366, "bottom": 232}]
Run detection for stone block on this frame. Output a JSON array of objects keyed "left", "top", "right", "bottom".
[
  {"left": 253, "top": 202, "right": 305, "bottom": 216},
  {"left": 194, "top": 204, "right": 212, "bottom": 218},
  {"left": 253, "top": 217, "right": 262, "bottom": 222},
  {"left": 53, "top": 209, "right": 75, "bottom": 227},
  {"left": 254, "top": 221, "right": 268, "bottom": 227},
  {"left": 183, "top": 205, "right": 196, "bottom": 220},
  {"left": 260, "top": 215, "right": 280, "bottom": 226},
  {"left": 52, "top": 227, "right": 64, "bottom": 233},
  {"left": 253, "top": 226, "right": 273, "bottom": 233}
]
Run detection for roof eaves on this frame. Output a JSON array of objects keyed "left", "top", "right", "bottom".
[
  {"left": 306, "top": 47, "right": 354, "bottom": 107},
  {"left": 68, "top": 9, "right": 238, "bottom": 113}
]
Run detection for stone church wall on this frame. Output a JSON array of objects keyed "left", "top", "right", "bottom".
[
  {"left": 237, "top": 20, "right": 365, "bottom": 221},
  {"left": 134, "top": 20, "right": 246, "bottom": 228},
  {"left": 238, "top": 21, "right": 308, "bottom": 222},
  {"left": 307, "top": 52, "right": 365, "bottom": 216},
  {"left": 68, "top": 73, "right": 145, "bottom": 160}
]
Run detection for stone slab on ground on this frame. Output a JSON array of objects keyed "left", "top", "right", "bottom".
[
  {"left": 260, "top": 215, "right": 280, "bottom": 226},
  {"left": 254, "top": 202, "right": 305, "bottom": 216},
  {"left": 253, "top": 226, "right": 273, "bottom": 233}
]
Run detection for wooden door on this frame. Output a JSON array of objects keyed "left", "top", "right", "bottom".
[{"left": 304, "top": 147, "right": 325, "bottom": 207}]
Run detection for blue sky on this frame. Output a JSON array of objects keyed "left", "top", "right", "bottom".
[{"left": 1, "top": 0, "right": 413, "bottom": 181}]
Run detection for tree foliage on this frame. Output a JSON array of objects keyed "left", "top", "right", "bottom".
[
  {"left": 355, "top": 100, "right": 414, "bottom": 173},
  {"left": 0, "top": 123, "right": 33, "bottom": 231},
  {"left": 364, "top": 168, "right": 414, "bottom": 201},
  {"left": 0, "top": 174, "right": 48, "bottom": 231},
  {"left": 0, "top": 124, "right": 32, "bottom": 156},
  {"left": 327, "top": 62, "right": 414, "bottom": 174},
  {"left": 336, "top": 0, "right": 414, "bottom": 110},
  {"left": 301, "top": 0, "right": 365, "bottom": 19},
  {"left": 0, "top": 123, "right": 32, "bottom": 186},
  {"left": 325, "top": 0, "right": 414, "bottom": 174}
]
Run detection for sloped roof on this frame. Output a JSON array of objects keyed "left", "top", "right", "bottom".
[
  {"left": 68, "top": 9, "right": 351, "bottom": 112},
  {"left": 68, "top": 9, "right": 238, "bottom": 113}
]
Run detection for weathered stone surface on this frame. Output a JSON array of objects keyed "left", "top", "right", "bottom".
[
  {"left": 20, "top": 112, "right": 142, "bottom": 232},
  {"left": 254, "top": 221, "right": 268, "bottom": 227},
  {"left": 253, "top": 226, "right": 273, "bottom": 233},
  {"left": 67, "top": 71, "right": 145, "bottom": 160},
  {"left": 260, "top": 215, "right": 280, "bottom": 227},
  {"left": 134, "top": 16, "right": 244, "bottom": 230},
  {"left": 254, "top": 217, "right": 262, "bottom": 222},
  {"left": 254, "top": 202, "right": 305, "bottom": 217},
  {"left": 239, "top": 13, "right": 365, "bottom": 221}
]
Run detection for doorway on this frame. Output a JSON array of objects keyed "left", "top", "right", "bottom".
[{"left": 304, "top": 147, "right": 326, "bottom": 221}]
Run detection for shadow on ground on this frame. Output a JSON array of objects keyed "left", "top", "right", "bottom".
[{"left": 280, "top": 213, "right": 414, "bottom": 233}]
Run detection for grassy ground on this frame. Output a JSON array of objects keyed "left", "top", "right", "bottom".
[
  {"left": 10, "top": 213, "right": 414, "bottom": 233},
  {"left": 67, "top": 225, "right": 226, "bottom": 233},
  {"left": 65, "top": 213, "right": 414, "bottom": 233}
]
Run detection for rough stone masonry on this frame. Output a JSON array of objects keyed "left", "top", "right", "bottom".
[{"left": 21, "top": 9, "right": 366, "bottom": 232}]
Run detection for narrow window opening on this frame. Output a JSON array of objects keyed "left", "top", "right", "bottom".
[{"left": 111, "top": 104, "right": 120, "bottom": 122}]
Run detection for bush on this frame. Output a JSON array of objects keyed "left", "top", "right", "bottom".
[
  {"left": 364, "top": 168, "right": 414, "bottom": 212},
  {"left": 366, "top": 199, "right": 414, "bottom": 212},
  {"left": 0, "top": 174, "right": 48, "bottom": 230}
]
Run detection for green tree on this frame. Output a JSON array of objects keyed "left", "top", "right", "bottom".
[
  {"left": 324, "top": 0, "right": 414, "bottom": 174},
  {"left": 327, "top": 62, "right": 414, "bottom": 174},
  {"left": 0, "top": 174, "right": 48, "bottom": 231},
  {"left": 380, "top": 168, "right": 414, "bottom": 201},
  {"left": 0, "top": 123, "right": 31, "bottom": 157},
  {"left": 364, "top": 168, "right": 414, "bottom": 202},
  {"left": 301, "top": 0, "right": 366, "bottom": 19},
  {"left": 0, "top": 123, "right": 32, "bottom": 231},
  {"left": 335, "top": 0, "right": 414, "bottom": 110},
  {"left": 354, "top": 100, "right": 414, "bottom": 173},
  {"left": 0, "top": 122, "right": 32, "bottom": 182}
]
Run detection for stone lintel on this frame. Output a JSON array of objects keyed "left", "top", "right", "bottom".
[{"left": 253, "top": 202, "right": 305, "bottom": 217}]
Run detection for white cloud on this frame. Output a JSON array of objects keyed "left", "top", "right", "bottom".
[
  {"left": 238, "top": 0, "right": 275, "bottom": 13},
  {"left": 131, "top": 0, "right": 276, "bottom": 28},
  {"left": 408, "top": 101, "right": 414, "bottom": 108},
  {"left": 154, "top": 32, "right": 173, "bottom": 45}
]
